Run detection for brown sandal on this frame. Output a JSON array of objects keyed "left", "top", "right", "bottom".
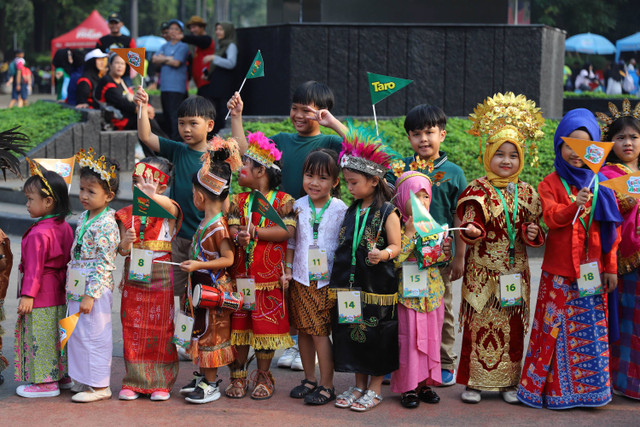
[
  {"left": 250, "top": 369, "right": 275, "bottom": 400},
  {"left": 225, "top": 370, "right": 249, "bottom": 399}
]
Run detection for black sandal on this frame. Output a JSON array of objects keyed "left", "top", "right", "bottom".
[
  {"left": 401, "top": 390, "right": 420, "bottom": 408},
  {"left": 304, "top": 385, "right": 336, "bottom": 405},
  {"left": 290, "top": 379, "right": 317, "bottom": 399},
  {"left": 417, "top": 386, "right": 440, "bottom": 404}
]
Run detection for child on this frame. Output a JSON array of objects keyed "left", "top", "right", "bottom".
[
  {"left": 331, "top": 126, "right": 401, "bottom": 412},
  {"left": 14, "top": 162, "right": 73, "bottom": 397},
  {"left": 136, "top": 89, "right": 247, "bottom": 298},
  {"left": 599, "top": 99, "right": 640, "bottom": 400},
  {"left": 389, "top": 104, "right": 467, "bottom": 385},
  {"left": 390, "top": 171, "right": 449, "bottom": 408},
  {"left": 456, "top": 93, "right": 545, "bottom": 404},
  {"left": 0, "top": 227, "right": 11, "bottom": 386},
  {"left": 178, "top": 137, "right": 242, "bottom": 404},
  {"left": 115, "top": 157, "right": 181, "bottom": 401},
  {"left": 283, "top": 149, "right": 347, "bottom": 405},
  {"left": 517, "top": 109, "right": 622, "bottom": 409},
  {"left": 67, "top": 149, "right": 121, "bottom": 403},
  {"left": 226, "top": 132, "right": 297, "bottom": 399}
]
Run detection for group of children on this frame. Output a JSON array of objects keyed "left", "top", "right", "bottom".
[{"left": 2, "top": 80, "right": 639, "bottom": 412}]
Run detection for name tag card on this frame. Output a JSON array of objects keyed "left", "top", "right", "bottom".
[
  {"left": 237, "top": 276, "right": 256, "bottom": 311},
  {"left": 337, "top": 290, "right": 362, "bottom": 324},
  {"left": 500, "top": 273, "right": 523, "bottom": 307},
  {"left": 578, "top": 261, "right": 603, "bottom": 297},
  {"left": 308, "top": 246, "right": 329, "bottom": 281},
  {"left": 128, "top": 248, "right": 153, "bottom": 283},
  {"left": 402, "top": 262, "right": 428, "bottom": 298},
  {"left": 172, "top": 312, "right": 194, "bottom": 349},
  {"left": 66, "top": 267, "right": 88, "bottom": 302}
]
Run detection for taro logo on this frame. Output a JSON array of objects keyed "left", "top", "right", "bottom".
[
  {"left": 127, "top": 51, "right": 141, "bottom": 68},
  {"left": 627, "top": 176, "right": 640, "bottom": 194},
  {"left": 53, "top": 162, "right": 72, "bottom": 177},
  {"left": 584, "top": 144, "right": 605, "bottom": 164}
]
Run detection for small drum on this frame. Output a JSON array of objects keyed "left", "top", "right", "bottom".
[{"left": 193, "top": 284, "right": 243, "bottom": 311}]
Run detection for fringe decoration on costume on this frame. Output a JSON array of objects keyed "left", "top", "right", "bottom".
[
  {"left": 458, "top": 296, "right": 529, "bottom": 334},
  {"left": 252, "top": 334, "right": 295, "bottom": 351},
  {"left": 254, "top": 281, "right": 281, "bottom": 291},
  {"left": 328, "top": 288, "right": 398, "bottom": 306},
  {"left": 230, "top": 369, "right": 248, "bottom": 379},
  {"left": 190, "top": 340, "right": 236, "bottom": 368},
  {"left": 254, "top": 350, "right": 275, "bottom": 360},
  {"left": 231, "top": 330, "right": 254, "bottom": 346}
]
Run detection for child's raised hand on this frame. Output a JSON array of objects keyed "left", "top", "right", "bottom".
[
  {"left": 180, "top": 260, "right": 200, "bottom": 273},
  {"left": 134, "top": 86, "right": 149, "bottom": 106},
  {"left": 526, "top": 223, "right": 540, "bottom": 241},
  {"left": 464, "top": 224, "right": 482, "bottom": 239},
  {"left": 304, "top": 106, "right": 333, "bottom": 127},
  {"left": 17, "top": 296, "right": 34, "bottom": 315},
  {"left": 575, "top": 187, "right": 590, "bottom": 207},
  {"left": 79, "top": 295, "right": 94, "bottom": 314},
  {"left": 227, "top": 92, "right": 244, "bottom": 117},
  {"left": 137, "top": 172, "right": 160, "bottom": 197},
  {"left": 367, "top": 247, "right": 383, "bottom": 265}
]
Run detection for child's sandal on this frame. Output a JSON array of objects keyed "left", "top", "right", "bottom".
[
  {"left": 351, "top": 389, "right": 383, "bottom": 412},
  {"left": 250, "top": 369, "right": 275, "bottom": 400},
  {"left": 335, "top": 386, "right": 364, "bottom": 408},
  {"left": 290, "top": 379, "right": 317, "bottom": 398},
  {"left": 304, "top": 385, "right": 336, "bottom": 405},
  {"left": 225, "top": 370, "right": 249, "bottom": 399}
]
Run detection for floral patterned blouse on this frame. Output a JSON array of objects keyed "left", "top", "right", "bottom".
[{"left": 68, "top": 209, "right": 120, "bottom": 299}]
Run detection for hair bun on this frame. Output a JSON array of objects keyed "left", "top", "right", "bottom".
[{"left": 211, "top": 148, "right": 230, "bottom": 162}]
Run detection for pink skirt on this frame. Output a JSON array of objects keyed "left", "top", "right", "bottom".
[{"left": 390, "top": 303, "right": 444, "bottom": 393}]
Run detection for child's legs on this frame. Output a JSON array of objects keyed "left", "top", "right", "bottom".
[
  {"left": 171, "top": 236, "right": 191, "bottom": 298},
  {"left": 367, "top": 375, "right": 384, "bottom": 395},
  {"left": 298, "top": 332, "right": 316, "bottom": 381},
  {"left": 355, "top": 373, "right": 369, "bottom": 391},
  {"left": 201, "top": 367, "right": 218, "bottom": 383},
  {"left": 312, "top": 335, "right": 334, "bottom": 388},
  {"left": 256, "top": 351, "right": 274, "bottom": 371},
  {"left": 438, "top": 264, "right": 457, "bottom": 370}
]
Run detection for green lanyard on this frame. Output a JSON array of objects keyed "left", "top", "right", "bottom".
[
  {"left": 560, "top": 176, "right": 599, "bottom": 257},
  {"left": 192, "top": 212, "right": 223, "bottom": 260},
  {"left": 137, "top": 215, "right": 148, "bottom": 244},
  {"left": 349, "top": 202, "right": 370, "bottom": 285},
  {"left": 493, "top": 185, "right": 519, "bottom": 266},
  {"left": 37, "top": 214, "right": 57, "bottom": 223},
  {"left": 74, "top": 207, "right": 108, "bottom": 259},
  {"left": 244, "top": 190, "right": 278, "bottom": 271},
  {"left": 309, "top": 197, "right": 332, "bottom": 243}
]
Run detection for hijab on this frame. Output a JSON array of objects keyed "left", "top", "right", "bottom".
[
  {"left": 216, "top": 22, "right": 237, "bottom": 58},
  {"left": 483, "top": 126, "right": 525, "bottom": 188},
  {"left": 394, "top": 171, "right": 432, "bottom": 223},
  {"left": 554, "top": 108, "right": 621, "bottom": 252}
]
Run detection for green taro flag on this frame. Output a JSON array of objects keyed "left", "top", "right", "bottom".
[
  {"left": 132, "top": 186, "right": 176, "bottom": 219},
  {"left": 367, "top": 72, "right": 413, "bottom": 105},
  {"left": 410, "top": 191, "right": 445, "bottom": 238},
  {"left": 250, "top": 190, "right": 287, "bottom": 231},
  {"left": 245, "top": 50, "right": 265, "bottom": 79}
]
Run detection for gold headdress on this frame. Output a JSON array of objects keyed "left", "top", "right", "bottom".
[
  {"left": 595, "top": 99, "right": 640, "bottom": 136},
  {"left": 468, "top": 92, "right": 545, "bottom": 166},
  {"left": 76, "top": 148, "right": 117, "bottom": 190},
  {"left": 26, "top": 158, "right": 56, "bottom": 200}
]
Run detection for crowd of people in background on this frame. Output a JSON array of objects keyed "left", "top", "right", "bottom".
[{"left": 565, "top": 58, "right": 640, "bottom": 95}]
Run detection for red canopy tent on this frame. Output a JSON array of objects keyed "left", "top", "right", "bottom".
[{"left": 50, "top": 10, "right": 109, "bottom": 58}]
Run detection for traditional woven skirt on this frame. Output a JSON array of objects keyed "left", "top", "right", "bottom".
[
  {"left": 14, "top": 305, "right": 67, "bottom": 383},
  {"left": 121, "top": 260, "right": 179, "bottom": 393},
  {"left": 231, "top": 285, "right": 294, "bottom": 351},
  {"left": 390, "top": 303, "right": 444, "bottom": 393},
  {"left": 189, "top": 271, "right": 236, "bottom": 368},
  {"left": 456, "top": 301, "right": 525, "bottom": 391},
  {"left": 517, "top": 272, "right": 612, "bottom": 409},
  {"left": 0, "top": 298, "right": 8, "bottom": 373},
  {"left": 610, "top": 270, "right": 640, "bottom": 400},
  {"left": 289, "top": 280, "right": 331, "bottom": 336},
  {"left": 68, "top": 289, "right": 113, "bottom": 388}
]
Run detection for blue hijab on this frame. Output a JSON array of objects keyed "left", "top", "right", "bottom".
[{"left": 553, "top": 108, "right": 621, "bottom": 253}]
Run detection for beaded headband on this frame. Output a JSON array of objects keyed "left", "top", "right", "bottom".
[
  {"left": 595, "top": 99, "right": 640, "bottom": 136},
  {"left": 26, "top": 158, "right": 56, "bottom": 201},
  {"left": 196, "top": 136, "right": 242, "bottom": 195},
  {"left": 339, "top": 123, "right": 400, "bottom": 178},
  {"left": 245, "top": 132, "right": 281, "bottom": 170},
  {"left": 76, "top": 148, "right": 117, "bottom": 191}
]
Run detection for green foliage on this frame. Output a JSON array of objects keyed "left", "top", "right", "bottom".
[
  {"left": 0, "top": 101, "right": 81, "bottom": 151},
  {"left": 564, "top": 91, "right": 632, "bottom": 99}
]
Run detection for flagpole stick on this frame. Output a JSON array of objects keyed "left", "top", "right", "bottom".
[
  {"left": 372, "top": 103, "right": 379, "bottom": 136},
  {"left": 572, "top": 173, "right": 598, "bottom": 224},
  {"left": 225, "top": 78, "right": 248, "bottom": 121}
]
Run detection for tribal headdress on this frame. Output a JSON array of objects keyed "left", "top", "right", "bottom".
[
  {"left": 468, "top": 92, "right": 545, "bottom": 167},
  {"left": 26, "top": 158, "right": 56, "bottom": 200},
  {"left": 339, "top": 123, "right": 400, "bottom": 178},
  {"left": 245, "top": 131, "right": 281, "bottom": 170},
  {"left": 76, "top": 148, "right": 117, "bottom": 190},
  {"left": 197, "top": 136, "right": 241, "bottom": 195},
  {"left": 595, "top": 98, "right": 640, "bottom": 137},
  {"left": 0, "top": 127, "right": 29, "bottom": 180}
]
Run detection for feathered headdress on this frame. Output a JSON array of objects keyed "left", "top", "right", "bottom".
[
  {"left": 0, "top": 127, "right": 29, "bottom": 180},
  {"left": 595, "top": 99, "right": 640, "bottom": 136},
  {"left": 197, "top": 136, "right": 241, "bottom": 195},
  {"left": 245, "top": 131, "right": 281, "bottom": 170},
  {"left": 468, "top": 92, "right": 545, "bottom": 166},
  {"left": 76, "top": 148, "right": 117, "bottom": 190},
  {"left": 26, "top": 158, "right": 56, "bottom": 200},
  {"left": 208, "top": 135, "right": 242, "bottom": 172},
  {"left": 339, "top": 123, "right": 400, "bottom": 178}
]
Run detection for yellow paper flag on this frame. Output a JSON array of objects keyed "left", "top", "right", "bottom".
[
  {"left": 59, "top": 312, "right": 80, "bottom": 350},
  {"left": 111, "top": 47, "right": 146, "bottom": 76},
  {"left": 561, "top": 137, "right": 614, "bottom": 174},
  {"left": 599, "top": 171, "right": 640, "bottom": 199},
  {"left": 33, "top": 156, "right": 76, "bottom": 186}
]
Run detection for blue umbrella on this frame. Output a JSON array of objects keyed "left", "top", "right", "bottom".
[
  {"left": 615, "top": 32, "right": 640, "bottom": 61},
  {"left": 565, "top": 32, "right": 616, "bottom": 55},
  {"left": 136, "top": 35, "right": 167, "bottom": 52}
]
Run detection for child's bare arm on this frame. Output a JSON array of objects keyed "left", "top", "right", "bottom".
[
  {"left": 227, "top": 92, "right": 248, "bottom": 154},
  {"left": 135, "top": 87, "right": 160, "bottom": 152},
  {"left": 306, "top": 106, "right": 347, "bottom": 138},
  {"left": 180, "top": 238, "right": 234, "bottom": 272}
]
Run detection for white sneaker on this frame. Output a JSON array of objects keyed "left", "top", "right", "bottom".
[
  {"left": 277, "top": 345, "right": 299, "bottom": 368},
  {"left": 461, "top": 388, "right": 481, "bottom": 403},
  {"left": 72, "top": 387, "right": 112, "bottom": 403},
  {"left": 291, "top": 352, "right": 304, "bottom": 371},
  {"left": 501, "top": 390, "right": 519, "bottom": 404},
  {"left": 184, "top": 379, "right": 221, "bottom": 404}
]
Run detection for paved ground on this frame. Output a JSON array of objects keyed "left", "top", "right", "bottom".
[
  {"left": 0, "top": 92, "right": 56, "bottom": 109},
  {"left": 0, "top": 235, "right": 638, "bottom": 426}
]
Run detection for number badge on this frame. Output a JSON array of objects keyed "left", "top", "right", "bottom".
[
  {"left": 499, "top": 273, "right": 522, "bottom": 307},
  {"left": 308, "top": 246, "right": 329, "bottom": 281},
  {"left": 129, "top": 248, "right": 153, "bottom": 283},
  {"left": 578, "top": 261, "right": 603, "bottom": 297},
  {"left": 172, "top": 312, "right": 194, "bottom": 348},
  {"left": 337, "top": 291, "right": 362, "bottom": 324},
  {"left": 66, "top": 267, "right": 87, "bottom": 302},
  {"left": 237, "top": 277, "right": 256, "bottom": 310},
  {"left": 402, "top": 262, "right": 428, "bottom": 298}
]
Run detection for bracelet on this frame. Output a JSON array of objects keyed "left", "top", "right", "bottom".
[
  {"left": 384, "top": 247, "right": 393, "bottom": 260},
  {"left": 254, "top": 227, "right": 259, "bottom": 241},
  {"left": 119, "top": 245, "right": 131, "bottom": 255},
  {"left": 233, "top": 232, "right": 239, "bottom": 244},
  {"left": 285, "top": 262, "right": 293, "bottom": 270}
]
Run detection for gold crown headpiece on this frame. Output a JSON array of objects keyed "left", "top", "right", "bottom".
[
  {"left": 26, "top": 158, "right": 56, "bottom": 201},
  {"left": 468, "top": 92, "right": 545, "bottom": 167},
  {"left": 595, "top": 99, "right": 640, "bottom": 136},
  {"left": 389, "top": 157, "right": 436, "bottom": 178},
  {"left": 76, "top": 148, "right": 117, "bottom": 190}
]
